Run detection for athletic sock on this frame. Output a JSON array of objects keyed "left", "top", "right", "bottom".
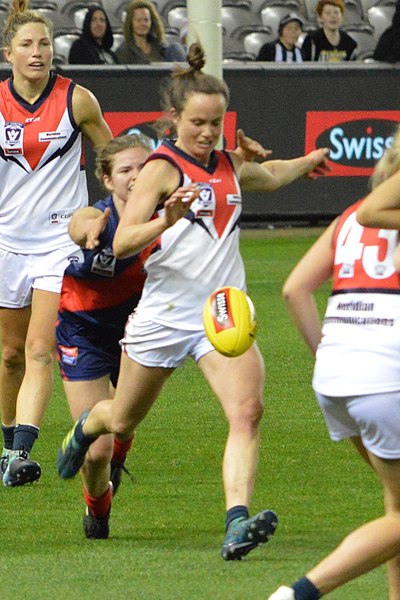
[
  {"left": 84, "top": 485, "right": 112, "bottom": 519},
  {"left": 292, "top": 577, "right": 322, "bottom": 599},
  {"left": 1, "top": 424, "right": 15, "bottom": 452},
  {"left": 112, "top": 435, "right": 134, "bottom": 465},
  {"left": 225, "top": 505, "right": 249, "bottom": 531},
  {"left": 12, "top": 424, "right": 39, "bottom": 454}
]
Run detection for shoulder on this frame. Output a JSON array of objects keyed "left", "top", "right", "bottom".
[
  {"left": 257, "top": 41, "right": 276, "bottom": 60},
  {"left": 341, "top": 30, "right": 357, "bottom": 48}
]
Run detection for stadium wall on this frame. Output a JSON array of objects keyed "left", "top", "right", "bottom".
[{"left": 3, "top": 62, "right": 399, "bottom": 225}]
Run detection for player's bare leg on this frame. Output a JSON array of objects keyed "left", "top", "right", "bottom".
[{"left": 198, "top": 343, "right": 278, "bottom": 560}]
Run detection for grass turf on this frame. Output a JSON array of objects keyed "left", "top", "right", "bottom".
[{"left": 0, "top": 231, "right": 386, "bottom": 599}]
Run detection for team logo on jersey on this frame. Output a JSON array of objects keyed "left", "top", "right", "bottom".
[
  {"left": 192, "top": 184, "right": 215, "bottom": 217},
  {"left": 4, "top": 122, "right": 24, "bottom": 155},
  {"left": 39, "top": 130, "right": 68, "bottom": 142},
  {"left": 91, "top": 247, "right": 116, "bottom": 277},
  {"left": 49, "top": 210, "right": 73, "bottom": 224}
]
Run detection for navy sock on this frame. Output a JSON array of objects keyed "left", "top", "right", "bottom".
[
  {"left": 292, "top": 577, "right": 322, "bottom": 599},
  {"left": 13, "top": 424, "right": 39, "bottom": 454},
  {"left": 74, "top": 415, "right": 97, "bottom": 447},
  {"left": 225, "top": 505, "right": 249, "bottom": 531},
  {"left": 1, "top": 424, "right": 15, "bottom": 451}
]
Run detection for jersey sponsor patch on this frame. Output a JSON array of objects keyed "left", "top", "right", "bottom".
[
  {"left": 49, "top": 210, "right": 74, "bottom": 224},
  {"left": 4, "top": 122, "right": 24, "bottom": 155},
  {"left": 59, "top": 345, "right": 78, "bottom": 366},
  {"left": 38, "top": 130, "right": 68, "bottom": 142},
  {"left": 227, "top": 194, "right": 241, "bottom": 205}
]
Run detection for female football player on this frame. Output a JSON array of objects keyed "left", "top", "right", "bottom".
[
  {"left": 57, "top": 41, "right": 329, "bottom": 558},
  {"left": 0, "top": 0, "right": 112, "bottom": 487},
  {"left": 268, "top": 127, "right": 400, "bottom": 600}
]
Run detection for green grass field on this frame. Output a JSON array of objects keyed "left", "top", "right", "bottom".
[{"left": 1, "top": 231, "right": 387, "bottom": 600}]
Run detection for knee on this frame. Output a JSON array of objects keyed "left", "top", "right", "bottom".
[
  {"left": 84, "top": 437, "right": 113, "bottom": 468},
  {"left": 227, "top": 396, "right": 264, "bottom": 430},
  {"left": 25, "top": 337, "right": 54, "bottom": 366},
  {"left": 1, "top": 344, "right": 25, "bottom": 371}
]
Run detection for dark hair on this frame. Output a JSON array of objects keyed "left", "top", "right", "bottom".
[
  {"left": 2, "top": 0, "right": 53, "bottom": 48},
  {"left": 81, "top": 5, "right": 114, "bottom": 51},
  {"left": 159, "top": 42, "right": 230, "bottom": 128},
  {"left": 123, "top": 0, "right": 165, "bottom": 44}
]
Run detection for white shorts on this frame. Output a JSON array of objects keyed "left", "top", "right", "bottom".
[
  {"left": 122, "top": 316, "right": 215, "bottom": 368},
  {"left": 315, "top": 390, "right": 400, "bottom": 459},
  {"left": 0, "top": 245, "right": 82, "bottom": 308}
]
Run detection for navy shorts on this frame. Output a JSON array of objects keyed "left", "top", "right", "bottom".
[{"left": 56, "top": 316, "right": 122, "bottom": 387}]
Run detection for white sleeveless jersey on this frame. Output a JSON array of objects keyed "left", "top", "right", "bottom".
[
  {"left": 133, "top": 140, "right": 246, "bottom": 330},
  {"left": 313, "top": 200, "right": 400, "bottom": 396},
  {"left": 0, "top": 73, "right": 87, "bottom": 253}
]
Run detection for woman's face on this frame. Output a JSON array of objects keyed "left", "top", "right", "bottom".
[
  {"left": 319, "top": 4, "right": 343, "bottom": 30},
  {"left": 103, "top": 146, "right": 150, "bottom": 204},
  {"left": 131, "top": 7, "right": 152, "bottom": 38},
  {"left": 174, "top": 93, "right": 227, "bottom": 165},
  {"left": 5, "top": 22, "right": 53, "bottom": 83},
  {"left": 90, "top": 10, "right": 107, "bottom": 42}
]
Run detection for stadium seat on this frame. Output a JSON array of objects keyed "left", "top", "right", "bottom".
[
  {"left": 111, "top": 32, "right": 124, "bottom": 53},
  {"left": 223, "top": 35, "right": 255, "bottom": 60},
  {"left": 243, "top": 29, "right": 275, "bottom": 57},
  {"left": 223, "top": 0, "right": 253, "bottom": 8},
  {"left": 167, "top": 6, "right": 187, "bottom": 30},
  {"left": 102, "top": 0, "right": 130, "bottom": 30},
  {"left": 249, "top": 0, "right": 302, "bottom": 15},
  {"left": 368, "top": 4, "right": 395, "bottom": 40},
  {"left": 261, "top": 5, "right": 303, "bottom": 36},
  {"left": 53, "top": 32, "right": 80, "bottom": 64},
  {"left": 343, "top": 23, "right": 377, "bottom": 58},
  {"left": 222, "top": 5, "right": 269, "bottom": 39},
  {"left": 343, "top": 0, "right": 365, "bottom": 26}
]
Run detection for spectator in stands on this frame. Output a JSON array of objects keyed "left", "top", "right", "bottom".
[
  {"left": 69, "top": 5, "right": 118, "bottom": 65},
  {"left": 302, "top": 0, "right": 357, "bottom": 61},
  {"left": 257, "top": 13, "right": 304, "bottom": 62},
  {"left": 373, "top": 0, "right": 400, "bottom": 63},
  {"left": 116, "top": 0, "right": 186, "bottom": 64}
]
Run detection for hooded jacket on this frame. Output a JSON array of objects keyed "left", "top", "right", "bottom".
[{"left": 68, "top": 5, "right": 118, "bottom": 65}]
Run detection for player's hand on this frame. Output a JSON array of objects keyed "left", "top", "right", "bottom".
[
  {"left": 304, "top": 147, "right": 331, "bottom": 179},
  {"left": 84, "top": 206, "right": 111, "bottom": 249},
  {"left": 234, "top": 129, "right": 273, "bottom": 162},
  {"left": 164, "top": 184, "right": 200, "bottom": 227}
]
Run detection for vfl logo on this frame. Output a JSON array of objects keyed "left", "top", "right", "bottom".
[
  {"left": 192, "top": 184, "right": 216, "bottom": 217},
  {"left": 49, "top": 210, "right": 73, "bottom": 224},
  {"left": 91, "top": 247, "right": 116, "bottom": 277},
  {"left": 4, "top": 122, "right": 24, "bottom": 155},
  {"left": 305, "top": 111, "right": 400, "bottom": 176}
]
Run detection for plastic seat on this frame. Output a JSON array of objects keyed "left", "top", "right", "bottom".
[
  {"left": 343, "top": 0, "right": 364, "bottom": 25},
  {"left": 368, "top": 4, "right": 396, "bottom": 39},
  {"left": 53, "top": 32, "right": 80, "bottom": 64},
  {"left": 343, "top": 24, "right": 377, "bottom": 58},
  {"left": 243, "top": 30, "right": 275, "bottom": 57},
  {"left": 101, "top": 0, "right": 130, "bottom": 30},
  {"left": 222, "top": 5, "right": 269, "bottom": 39},
  {"left": 248, "top": 0, "right": 301, "bottom": 15},
  {"left": 167, "top": 6, "right": 187, "bottom": 30},
  {"left": 111, "top": 32, "right": 124, "bottom": 53}
]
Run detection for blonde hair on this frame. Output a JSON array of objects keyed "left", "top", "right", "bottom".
[
  {"left": 2, "top": 0, "right": 53, "bottom": 49},
  {"left": 370, "top": 126, "right": 400, "bottom": 190},
  {"left": 123, "top": 0, "right": 165, "bottom": 44}
]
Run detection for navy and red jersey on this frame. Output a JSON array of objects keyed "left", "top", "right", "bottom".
[{"left": 58, "top": 195, "right": 150, "bottom": 336}]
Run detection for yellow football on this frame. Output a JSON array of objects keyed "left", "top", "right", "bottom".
[{"left": 203, "top": 286, "right": 257, "bottom": 357}]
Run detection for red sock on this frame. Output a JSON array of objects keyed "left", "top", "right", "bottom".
[
  {"left": 112, "top": 435, "right": 134, "bottom": 465},
  {"left": 83, "top": 485, "right": 112, "bottom": 519}
]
